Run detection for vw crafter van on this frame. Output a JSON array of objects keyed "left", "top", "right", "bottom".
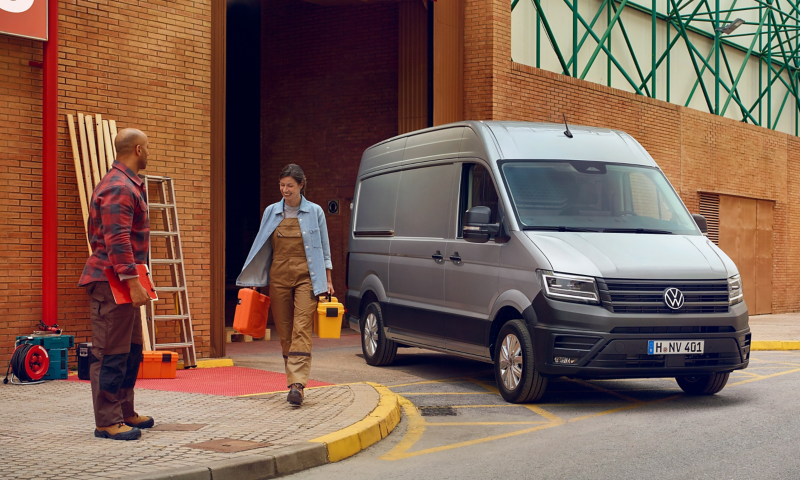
[{"left": 346, "top": 121, "right": 750, "bottom": 403}]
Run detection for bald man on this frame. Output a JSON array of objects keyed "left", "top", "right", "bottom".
[{"left": 79, "top": 128, "right": 154, "bottom": 440}]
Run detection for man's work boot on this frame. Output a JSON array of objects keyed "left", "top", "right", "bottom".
[
  {"left": 94, "top": 423, "right": 142, "bottom": 441},
  {"left": 287, "top": 383, "right": 304, "bottom": 406},
  {"left": 124, "top": 413, "right": 155, "bottom": 429}
]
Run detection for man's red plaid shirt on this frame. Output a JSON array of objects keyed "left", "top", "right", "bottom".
[{"left": 79, "top": 161, "right": 150, "bottom": 286}]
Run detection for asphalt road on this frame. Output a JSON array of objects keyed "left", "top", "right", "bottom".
[{"left": 229, "top": 333, "right": 800, "bottom": 479}]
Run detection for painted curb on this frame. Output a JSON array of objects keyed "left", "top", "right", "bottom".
[
  {"left": 309, "top": 382, "right": 402, "bottom": 462},
  {"left": 751, "top": 341, "right": 800, "bottom": 351},
  {"left": 177, "top": 358, "right": 234, "bottom": 369},
  {"left": 126, "top": 382, "right": 402, "bottom": 480}
]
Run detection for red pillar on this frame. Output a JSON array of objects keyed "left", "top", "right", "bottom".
[{"left": 41, "top": 0, "right": 58, "bottom": 326}]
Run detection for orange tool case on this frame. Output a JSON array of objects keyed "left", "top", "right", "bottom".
[
  {"left": 313, "top": 296, "right": 345, "bottom": 339},
  {"left": 138, "top": 351, "right": 178, "bottom": 379},
  {"left": 233, "top": 288, "right": 270, "bottom": 339}
]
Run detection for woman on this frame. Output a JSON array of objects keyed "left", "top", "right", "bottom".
[{"left": 236, "top": 164, "right": 334, "bottom": 406}]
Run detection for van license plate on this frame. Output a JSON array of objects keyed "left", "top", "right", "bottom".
[{"left": 648, "top": 340, "right": 704, "bottom": 355}]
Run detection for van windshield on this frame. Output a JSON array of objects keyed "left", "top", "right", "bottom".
[{"left": 499, "top": 161, "right": 700, "bottom": 235}]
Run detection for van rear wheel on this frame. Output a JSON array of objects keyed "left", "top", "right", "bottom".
[
  {"left": 361, "top": 302, "right": 397, "bottom": 366},
  {"left": 676, "top": 372, "right": 730, "bottom": 395},
  {"left": 494, "top": 319, "right": 547, "bottom": 403}
]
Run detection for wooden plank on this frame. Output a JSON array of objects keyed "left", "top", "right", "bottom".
[
  {"left": 109, "top": 120, "right": 118, "bottom": 159},
  {"left": 96, "top": 114, "right": 107, "bottom": 176},
  {"left": 77, "top": 114, "right": 94, "bottom": 202},
  {"left": 756, "top": 200, "right": 774, "bottom": 315},
  {"left": 739, "top": 198, "right": 758, "bottom": 312},
  {"left": 102, "top": 120, "right": 114, "bottom": 168},
  {"left": 141, "top": 305, "right": 152, "bottom": 351},
  {"left": 67, "top": 114, "right": 92, "bottom": 254},
  {"left": 85, "top": 115, "right": 104, "bottom": 182}
]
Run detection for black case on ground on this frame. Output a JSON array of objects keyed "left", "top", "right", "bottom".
[{"left": 76, "top": 342, "right": 92, "bottom": 381}]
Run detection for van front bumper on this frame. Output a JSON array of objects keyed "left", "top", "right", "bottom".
[{"left": 527, "top": 293, "right": 750, "bottom": 379}]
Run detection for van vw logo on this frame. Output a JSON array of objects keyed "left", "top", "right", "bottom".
[{"left": 664, "top": 287, "right": 685, "bottom": 310}]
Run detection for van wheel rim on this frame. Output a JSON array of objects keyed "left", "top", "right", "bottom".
[
  {"left": 499, "top": 334, "right": 523, "bottom": 390},
  {"left": 364, "top": 313, "right": 378, "bottom": 356}
]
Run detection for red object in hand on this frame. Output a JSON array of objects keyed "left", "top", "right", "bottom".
[
  {"left": 233, "top": 288, "right": 270, "bottom": 339},
  {"left": 104, "top": 264, "right": 158, "bottom": 305}
]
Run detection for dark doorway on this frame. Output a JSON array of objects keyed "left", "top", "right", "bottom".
[{"left": 225, "top": 0, "right": 261, "bottom": 328}]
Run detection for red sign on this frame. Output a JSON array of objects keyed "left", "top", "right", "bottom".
[{"left": 0, "top": 0, "right": 47, "bottom": 41}]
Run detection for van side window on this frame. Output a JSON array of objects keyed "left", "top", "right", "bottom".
[
  {"left": 459, "top": 163, "right": 500, "bottom": 238},
  {"left": 355, "top": 171, "right": 401, "bottom": 233},
  {"left": 394, "top": 164, "right": 454, "bottom": 238}
]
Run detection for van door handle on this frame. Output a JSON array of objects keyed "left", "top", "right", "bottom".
[
  {"left": 450, "top": 252, "right": 462, "bottom": 265},
  {"left": 431, "top": 251, "right": 444, "bottom": 263}
]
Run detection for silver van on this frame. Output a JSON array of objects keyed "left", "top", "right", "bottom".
[{"left": 346, "top": 121, "right": 750, "bottom": 403}]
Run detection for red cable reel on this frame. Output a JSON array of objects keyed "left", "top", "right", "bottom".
[{"left": 3, "top": 344, "right": 50, "bottom": 384}]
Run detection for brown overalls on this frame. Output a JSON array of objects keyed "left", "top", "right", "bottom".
[{"left": 269, "top": 218, "right": 316, "bottom": 387}]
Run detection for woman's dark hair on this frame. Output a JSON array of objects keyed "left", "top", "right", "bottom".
[{"left": 279, "top": 164, "right": 306, "bottom": 196}]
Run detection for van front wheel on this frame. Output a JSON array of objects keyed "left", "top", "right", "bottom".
[
  {"left": 361, "top": 302, "right": 397, "bottom": 366},
  {"left": 494, "top": 319, "right": 547, "bottom": 403},
  {"left": 676, "top": 372, "right": 730, "bottom": 395}
]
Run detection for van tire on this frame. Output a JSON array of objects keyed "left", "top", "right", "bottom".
[
  {"left": 494, "top": 319, "right": 547, "bottom": 403},
  {"left": 675, "top": 372, "right": 730, "bottom": 395},
  {"left": 360, "top": 302, "right": 397, "bottom": 366}
]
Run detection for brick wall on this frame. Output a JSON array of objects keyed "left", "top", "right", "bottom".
[
  {"left": 465, "top": 0, "right": 800, "bottom": 314},
  {"left": 0, "top": 0, "right": 211, "bottom": 364},
  {"left": 260, "top": 0, "right": 399, "bottom": 296}
]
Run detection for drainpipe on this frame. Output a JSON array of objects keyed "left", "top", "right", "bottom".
[{"left": 41, "top": 0, "right": 58, "bottom": 327}]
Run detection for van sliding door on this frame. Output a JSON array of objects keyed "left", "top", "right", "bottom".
[{"left": 386, "top": 163, "right": 457, "bottom": 348}]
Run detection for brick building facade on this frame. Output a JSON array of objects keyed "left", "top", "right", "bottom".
[{"left": 0, "top": 0, "right": 797, "bottom": 364}]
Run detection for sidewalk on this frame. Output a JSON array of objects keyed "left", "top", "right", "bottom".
[
  {"left": 0, "top": 367, "right": 400, "bottom": 480},
  {"left": 749, "top": 312, "right": 800, "bottom": 340}
]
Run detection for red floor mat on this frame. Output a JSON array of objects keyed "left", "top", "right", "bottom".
[{"left": 65, "top": 366, "right": 331, "bottom": 396}]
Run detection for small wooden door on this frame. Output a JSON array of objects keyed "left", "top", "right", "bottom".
[{"left": 718, "top": 195, "right": 773, "bottom": 315}]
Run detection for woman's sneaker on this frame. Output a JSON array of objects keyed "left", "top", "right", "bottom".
[{"left": 287, "top": 383, "right": 304, "bottom": 406}]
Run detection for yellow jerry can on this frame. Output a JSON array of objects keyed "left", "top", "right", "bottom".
[{"left": 313, "top": 295, "right": 345, "bottom": 339}]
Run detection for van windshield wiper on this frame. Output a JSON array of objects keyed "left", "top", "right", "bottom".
[
  {"left": 602, "top": 228, "right": 673, "bottom": 234},
  {"left": 523, "top": 226, "right": 602, "bottom": 232}
]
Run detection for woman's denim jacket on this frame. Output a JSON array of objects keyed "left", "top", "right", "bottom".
[{"left": 236, "top": 196, "right": 332, "bottom": 296}]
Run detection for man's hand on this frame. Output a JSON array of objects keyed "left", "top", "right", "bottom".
[{"left": 126, "top": 278, "right": 150, "bottom": 307}]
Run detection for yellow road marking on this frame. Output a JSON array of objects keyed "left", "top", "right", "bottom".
[
  {"left": 727, "top": 367, "right": 800, "bottom": 387},
  {"left": 426, "top": 421, "right": 550, "bottom": 426},
  {"left": 389, "top": 377, "right": 470, "bottom": 388},
  {"left": 567, "top": 394, "right": 683, "bottom": 423},
  {"left": 383, "top": 357, "right": 800, "bottom": 462}
]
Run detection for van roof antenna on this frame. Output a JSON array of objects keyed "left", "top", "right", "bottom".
[{"left": 563, "top": 114, "right": 573, "bottom": 138}]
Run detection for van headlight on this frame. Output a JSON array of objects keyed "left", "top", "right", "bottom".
[
  {"left": 538, "top": 270, "right": 600, "bottom": 304},
  {"left": 728, "top": 274, "right": 743, "bottom": 305}
]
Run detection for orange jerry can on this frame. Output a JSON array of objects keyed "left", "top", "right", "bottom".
[
  {"left": 233, "top": 288, "right": 270, "bottom": 339},
  {"left": 313, "top": 295, "right": 345, "bottom": 339},
  {"left": 138, "top": 351, "right": 178, "bottom": 379}
]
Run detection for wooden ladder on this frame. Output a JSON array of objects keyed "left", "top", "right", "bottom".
[{"left": 142, "top": 175, "right": 197, "bottom": 367}]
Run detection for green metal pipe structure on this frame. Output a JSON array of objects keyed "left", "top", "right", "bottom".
[{"left": 513, "top": 0, "right": 800, "bottom": 133}]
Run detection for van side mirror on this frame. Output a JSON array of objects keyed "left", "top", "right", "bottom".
[
  {"left": 464, "top": 206, "right": 500, "bottom": 244},
  {"left": 692, "top": 214, "right": 708, "bottom": 235}
]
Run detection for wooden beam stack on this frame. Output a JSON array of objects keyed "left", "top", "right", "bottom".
[{"left": 66, "top": 113, "right": 152, "bottom": 351}]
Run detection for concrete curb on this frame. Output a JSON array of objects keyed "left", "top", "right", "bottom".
[
  {"left": 309, "top": 382, "right": 402, "bottom": 462},
  {"left": 751, "top": 341, "right": 800, "bottom": 351},
  {"left": 126, "top": 382, "right": 402, "bottom": 480}
]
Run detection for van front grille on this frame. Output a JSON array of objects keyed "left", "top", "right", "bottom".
[{"left": 598, "top": 279, "right": 729, "bottom": 314}]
